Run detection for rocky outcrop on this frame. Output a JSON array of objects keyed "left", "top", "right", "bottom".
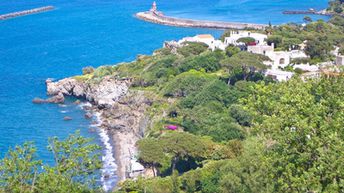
[
  {"left": 46, "top": 75, "right": 151, "bottom": 182},
  {"left": 46, "top": 76, "right": 129, "bottom": 107},
  {"left": 32, "top": 92, "right": 65, "bottom": 104}
]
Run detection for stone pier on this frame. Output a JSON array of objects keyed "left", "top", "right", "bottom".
[
  {"left": 136, "top": 11, "right": 267, "bottom": 30},
  {"left": 0, "top": 6, "right": 54, "bottom": 20}
]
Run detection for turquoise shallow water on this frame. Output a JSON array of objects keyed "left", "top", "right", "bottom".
[{"left": 0, "top": 0, "right": 328, "bottom": 188}]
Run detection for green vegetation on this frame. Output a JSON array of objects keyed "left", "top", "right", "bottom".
[
  {"left": 0, "top": 131, "right": 102, "bottom": 193},
  {"left": 112, "top": 13, "right": 344, "bottom": 193},
  {"left": 237, "top": 37, "right": 256, "bottom": 44},
  {"left": 328, "top": 0, "right": 344, "bottom": 14},
  {"left": 2, "top": 3, "right": 344, "bottom": 193}
]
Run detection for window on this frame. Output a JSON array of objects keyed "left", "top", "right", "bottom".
[{"left": 279, "top": 58, "right": 285, "bottom": 65}]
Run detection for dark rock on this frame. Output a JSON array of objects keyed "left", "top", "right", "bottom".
[
  {"left": 83, "top": 106, "right": 92, "bottom": 111},
  {"left": 32, "top": 98, "right": 46, "bottom": 104},
  {"left": 46, "top": 92, "right": 65, "bottom": 104},
  {"left": 111, "top": 124, "right": 126, "bottom": 130},
  {"left": 84, "top": 112, "right": 93, "bottom": 119},
  {"left": 103, "top": 174, "right": 110, "bottom": 179},
  {"left": 89, "top": 128, "right": 96, "bottom": 133},
  {"left": 63, "top": 116, "right": 72, "bottom": 121},
  {"left": 74, "top": 100, "right": 81, "bottom": 105}
]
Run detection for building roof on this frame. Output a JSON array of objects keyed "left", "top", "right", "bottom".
[
  {"left": 266, "top": 69, "right": 294, "bottom": 76},
  {"left": 196, "top": 34, "right": 214, "bottom": 39},
  {"left": 131, "top": 160, "right": 145, "bottom": 172},
  {"left": 293, "top": 64, "right": 319, "bottom": 72}
]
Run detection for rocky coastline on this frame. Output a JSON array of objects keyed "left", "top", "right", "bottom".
[{"left": 45, "top": 76, "right": 152, "bottom": 184}]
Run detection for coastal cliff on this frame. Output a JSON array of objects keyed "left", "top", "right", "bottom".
[{"left": 46, "top": 76, "right": 151, "bottom": 181}]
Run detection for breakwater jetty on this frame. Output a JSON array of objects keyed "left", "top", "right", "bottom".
[
  {"left": 0, "top": 6, "right": 54, "bottom": 20},
  {"left": 136, "top": 12, "right": 267, "bottom": 30},
  {"left": 135, "top": 2, "right": 267, "bottom": 30}
]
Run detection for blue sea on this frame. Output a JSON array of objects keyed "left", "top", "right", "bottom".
[{"left": 0, "top": 0, "right": 328, "bottom": 189}]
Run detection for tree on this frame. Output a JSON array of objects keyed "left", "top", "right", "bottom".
[
  {"left": 242, "top": 77, "right": 344, "bottom": 192},
  {"left": 220, "top": 30, "right": 232, "bottom": 42},
  {"left": 225, "top": 45, "right": 240, "bottom": 57},
  {"left": 0, "top": 143, "right": 42, "bottom": 193},
  {"left": 237, "top": 37, "right": 256, "bottom": 45},
  {"left": 160, "top": 132, "right": 211, "bottom": 172},
  {"left": 177, "top": 42, "right": 208, "bottom": 57},
  {"left": 219, "top": 138, "right": 273, "bottom": 193},
  {"left": 303, "top": 16, "right": 313, "bottom": 23},
  {"left": 162, "top": 70, "right": 216, "bottom": 97},
  {"left": 178, "top": 52, "right": 222, "bottom": 73},
  {"left": 0, "top": 131, "right": 102, "bottom": 193},
  {"left": 221, "top": 52, "right": 267, "bottom": 84},
  {"left": 44, "top": 131, "right": 102, "bottom": 189},
  {"left": 305, "top": 36, "right": 333, "bottom": 60},
  {"left": 266, "top": 35, "right": 283, "bottom": 48},
  {"left": 334, "top": 6, "right": 343, "bottom": 13},
  {"left": 137, "top": 138, "right": 170, "bottom": 176},
  {"left": 138, "top": 132, "right": 213, "bottom": 175}
]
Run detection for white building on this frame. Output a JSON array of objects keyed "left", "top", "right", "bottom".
[
  {"left": 289, "top": 50, "right": 308, "bottom": 59},
  {"left": 293, "top": 64, "right": 319, "bottom": 72},
  {"left": 247, "top": 43, "right": 290, "bottom": 69},
  {"left": 224, "top": 31, "right": 267, "bottom": 46},
  {"left": 247, "top": 43, "right": 308, "bottom": 69},
  {"left": 265, "top": 69, "right": 294, "bottom": 81},
  {"left": 128, "top": 159, "right": 145, "bottom": 179},
  {"left": 177, "top": 34, "right": 226, "bottom": 51},
  {"left": 336, "top": 55, "right": 344, "bottom": 65}
]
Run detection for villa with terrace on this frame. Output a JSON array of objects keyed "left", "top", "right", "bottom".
[{"left": 163, "top": 30, "right": 343, "bottom": 82}]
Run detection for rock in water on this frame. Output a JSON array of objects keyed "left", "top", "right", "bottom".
[
  {"left": 74, "top": 99, "right": 81, "bottom": 105},
  {"left": 32, "top": 98, "right": 46, "bottom": 104},
  {"left": 46, "top": 92, "right": 65, "bottom": 104},
  {"left": 63, "top": 116, "right": 72, "bottom": 121},
  {"left": 84, "top": 112, "right": 93, "bottom": 119},
  {"left": 32, "top": 92, "right": 64, "bottom": 104}
]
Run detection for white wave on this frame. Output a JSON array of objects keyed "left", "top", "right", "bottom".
[
  {"left": 78, "top": 101, "right": 92, "bottom": 109},
  {"left": 60, "top": 110, "right": 68, "bottom": 113},
  {"left": 92, "top": 112, "right": 118, "bottom": 192}
]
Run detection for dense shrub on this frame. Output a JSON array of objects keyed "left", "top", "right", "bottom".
[
  {"left": 82, "top": 66, "right": 95, "bottom": 75},
  {"left": 162, "top": 70, "right": 216, "bottom": 97},
  {"left": 93, "top": 65, "right": 115, "bottom": 78},
  {"left": 177, "top": 42, "right": 209, "bottom": 57},
  {"left": 237, "top": 37, "right": 256, "bottom": 44},
  {"left": 178, "top": 52, "right": 222, "bottom": 73}
]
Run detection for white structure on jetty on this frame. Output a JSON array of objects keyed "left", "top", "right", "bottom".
[{"left": 224, "top": 31, "right": 268, "bottom": 46}]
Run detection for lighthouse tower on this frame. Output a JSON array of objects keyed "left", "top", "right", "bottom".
[{"left": 150, "top": 1, "right": 157, "bottom": 12}]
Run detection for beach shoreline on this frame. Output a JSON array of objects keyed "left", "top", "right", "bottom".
[{"left": 46, "top": 77, "right": 149, "bottom": 190}]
